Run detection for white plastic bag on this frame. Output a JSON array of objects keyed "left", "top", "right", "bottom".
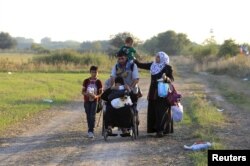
[
  {"left": 184, "top": 142, "right": 212, "bottom": 151},
  {"left": 171, "top": 102, "right": 183, "bottom": 122},
  {"left": 111, "top": 96, "right": 133, "bottom": 109}
]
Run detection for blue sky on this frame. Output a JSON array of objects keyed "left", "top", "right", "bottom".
[{"left": 0, "top": 0, "right": 249, "bottom": 44}]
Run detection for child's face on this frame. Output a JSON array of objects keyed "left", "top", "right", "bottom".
[
  {"left": 126, "top": 41, "right": 133, "bottom": 47},
  {"left": 90, "top": 70, "right": 98, "bottom": 78}
]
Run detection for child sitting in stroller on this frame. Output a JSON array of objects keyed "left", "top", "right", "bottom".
[{"left": 101, "top": 76, "right": 137, "bottom": 137}]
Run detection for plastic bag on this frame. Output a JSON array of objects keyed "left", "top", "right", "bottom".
[
  {"left": 111, "top": 96, "right": 133, "bottom": 109},
  {"left": 157, "top": 82, "right": 169, "bottom": 97},
  {"left": 171, "top": 102, "right": 183, "bottom": 122},
  {"left": 184, "top": 141, "right": 212, "bottom": 151}
]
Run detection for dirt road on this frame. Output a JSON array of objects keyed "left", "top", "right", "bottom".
[
  {"left": 0, "top": 61, "right": 249, "bottom": 165},
  {"left": 0, "top": 78, "right": 189, "bottom": 166}
]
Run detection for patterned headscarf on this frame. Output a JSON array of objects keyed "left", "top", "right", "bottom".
[{"left": 150, "top": 51, "right": 169, "bottom": 75}]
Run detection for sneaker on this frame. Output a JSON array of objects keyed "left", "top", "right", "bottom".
[{"left": 88, "top": 132, "right": 94, "bottom": 138}]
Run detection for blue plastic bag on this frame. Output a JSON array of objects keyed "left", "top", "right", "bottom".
[{"left": 157, "top": 82, "right": 169, "bottom": 97}]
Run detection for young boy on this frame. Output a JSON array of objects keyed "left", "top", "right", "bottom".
[
  {"left": 117, "top": 36, "right": 137, "bottom": 62},
  {"left": 82, "top": 66, "right": 103, "bottom": 138}
]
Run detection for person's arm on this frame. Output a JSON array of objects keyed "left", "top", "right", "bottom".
[
  {"left": 163, "top": 65, "right": 174, "bottom": 82},
  {"left": 101, "top": 88, "right": 112, "bottom": 101},
  {"left": 134, "top": 60, "right": 152, "bottom": 70},
  {"left": 96, "top": 80, "right": 103, "bottom": 99},
  {"left": 82, "top": 79, "right": 89, "bottom": 96},
  {"left": 130, "top": 64, "right": 139, "bottom": 88}
]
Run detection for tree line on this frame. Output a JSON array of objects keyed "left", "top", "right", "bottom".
[{"left": 0, "top": 31, "right": 249, "bottom": 59}]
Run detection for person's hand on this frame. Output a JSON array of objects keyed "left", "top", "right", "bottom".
[
  {"left": 88, "top": 93, "right": 95, "bottom": 98},
  {"left": 166, "top": 77, "right": 171, "bottom": 83},
  {"left": 162, "top": 73, "right": 167, "bottom": 80}
]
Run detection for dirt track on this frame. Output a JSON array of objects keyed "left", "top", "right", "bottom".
[{"left": 0, "top": 62, "right": 249, "bottom": 165}]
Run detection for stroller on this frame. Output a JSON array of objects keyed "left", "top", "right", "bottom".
[{"left": 101, "top": 87, "right": 139, "bottom": 141}]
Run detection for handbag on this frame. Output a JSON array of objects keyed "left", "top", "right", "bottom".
[
  {"left": 167, "top": 83, "right": 182, "bottom": 106},
  {"left": 157, "top": 81, "right": 169, "bottom": 97}
]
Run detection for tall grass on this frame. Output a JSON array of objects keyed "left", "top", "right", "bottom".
[
  {"left": 206, "top": 55, "right": 250, "bottom": 78},
  {"left": 191, "top": 54, "right": 250, "bottom": 78},
  {"left": 0, "top": 51, "right": 154, "bottom": 74},
  {"left": 0, "top": 72, "right": 109, "bottom": 132},
  {"left": 0, "top": 51, "right": 116, "bottom": 73}
]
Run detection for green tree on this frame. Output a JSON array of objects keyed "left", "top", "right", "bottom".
[
  {"left": 31, "top": 43, "right": 50, "bottom": 54},
  {"left": 143, "top": 36, "right": 159, "bottom": 54},
  {"left": 218, "top": 39, "right": 239, "bottom": 57},
  {"left": 142, "top": 30, "right": 191, "bottom": 55},
  {"left": 0, "top": 32, "right": 17, "bottom": 49}
]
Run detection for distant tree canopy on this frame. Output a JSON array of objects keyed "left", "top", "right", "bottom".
[
  {"left": 218, "top": 39, "right": 239, "bottom": 57},
  {"left": 15, "top": 37, "right": 34, "bottom": 49},
  {"left": 0, "top": 32, "right": 17, "bottom": 49},
  {"left": 31, "top": 43, "right": 50, "bottom": 54},
  {"left": 79, "top": 40, "right": 109, "bottom": 53},
  {"left": 143, "top": 30, "right": 191, "bottom": 55}
]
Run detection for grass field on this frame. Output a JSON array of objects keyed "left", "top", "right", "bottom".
[{"left": 0, "top": 72, "right": 109, "bottom": 132}]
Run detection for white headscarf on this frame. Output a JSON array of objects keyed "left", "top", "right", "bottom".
[{"left": 150, "top": 51, "right": 169, "bottom": 75}]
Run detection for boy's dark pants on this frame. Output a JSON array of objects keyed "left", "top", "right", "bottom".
[{"left": 84, "top": 101, "right": 97, "bottom": 132}]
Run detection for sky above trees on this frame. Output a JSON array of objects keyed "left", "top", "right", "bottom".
[{"left": 0, "top": 0, "right": 249, "bottom": 44}]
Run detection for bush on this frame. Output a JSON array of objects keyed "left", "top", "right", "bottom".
[{"left": 218, "top": 39, "right": 239, "bottom": 58}]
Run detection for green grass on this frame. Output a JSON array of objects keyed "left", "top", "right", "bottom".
[
  {"left": 178, "top": 86, "right": 225, "bottom": 166},
  {"left": 0, "top": 72, "right": 109, "bottom": 132},
  {"left": 216, "top": 83, "right": 250, "bottom": 111},
  {"left": 184, "top": 95, "right": 225, "bottom": 166}
]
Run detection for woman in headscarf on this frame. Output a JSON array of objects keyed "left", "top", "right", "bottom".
[{"left": 134, "top": 51, "right": 174, "bottom": 137}]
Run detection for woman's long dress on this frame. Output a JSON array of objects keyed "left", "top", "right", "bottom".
[{"left": 135, "top": 61, "right": 174, "bottom": 134}]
